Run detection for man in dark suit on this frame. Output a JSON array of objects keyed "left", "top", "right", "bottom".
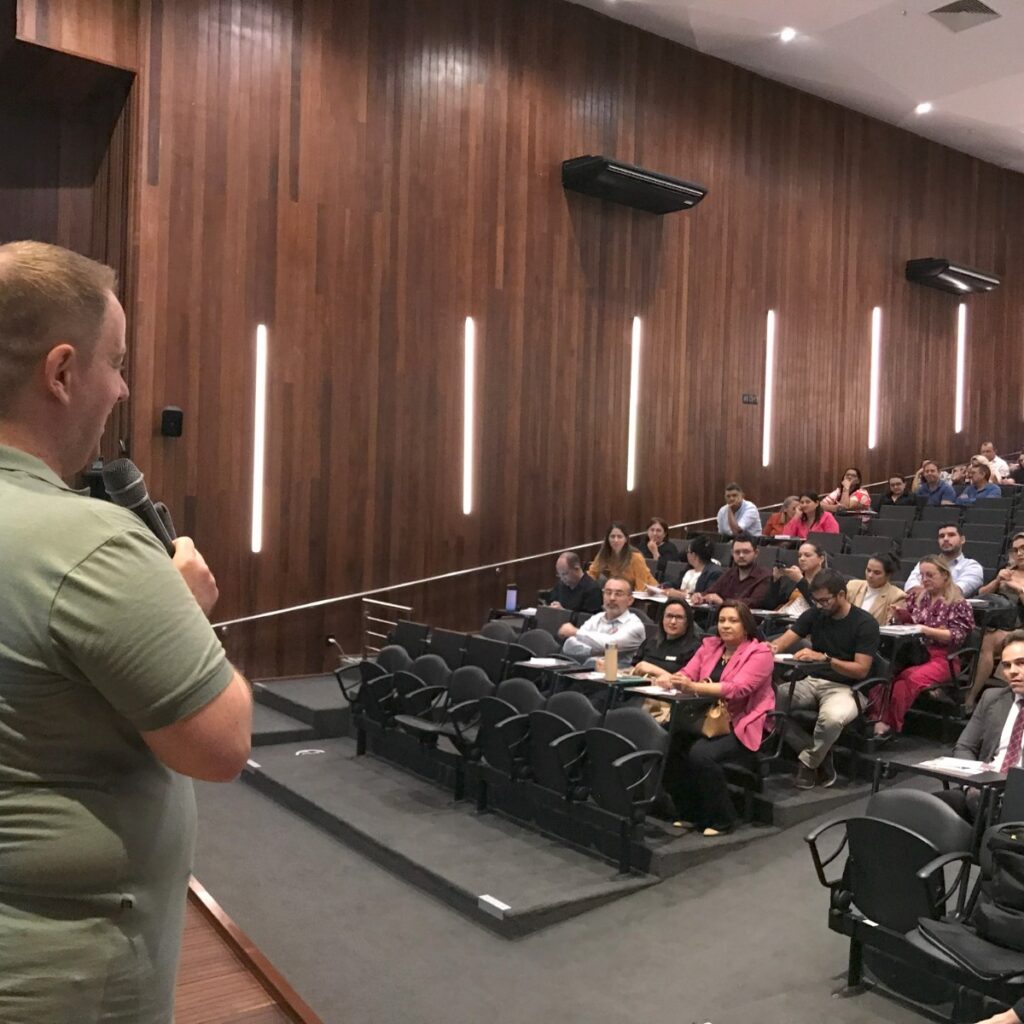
[{"left": 941, "top": 630, "right": 1024, "bottom": 822}]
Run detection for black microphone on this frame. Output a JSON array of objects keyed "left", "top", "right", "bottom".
[{"left": 101, "top": 458, "right": 177, "bottom": 556}]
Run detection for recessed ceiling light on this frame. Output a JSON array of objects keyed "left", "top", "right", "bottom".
[
  {"left": 779, "top": 27, "right": 797, "bottom": 42},
  {"left": 915, "top": 102, "right": 934, "bottom": 115}
]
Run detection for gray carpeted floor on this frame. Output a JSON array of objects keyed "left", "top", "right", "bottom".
[{"left": 193, "top": 777, "right": 930, "bottom": 1024}]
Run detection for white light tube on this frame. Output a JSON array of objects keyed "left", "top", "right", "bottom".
[
  {"left": 868, "top": 307, "right": 882, "bottom": 450},
  {"left": 761, "top": 311, "right": 776, "bottom": 467},
  {"left": 250, "top": 324, "right": 268, "bottom": 554},
  {"left": 626, "top": 316, "right": 642, "bottom": 492},
  {"left": 955, "top": 303, "right": 966, "bottom": 434},
  {"left": 462, "top": 317, "right": 475, "bottom": 515}
]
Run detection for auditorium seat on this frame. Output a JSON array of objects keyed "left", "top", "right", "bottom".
[
  {"left": 662, "top": 560, "right": 687, "bottom": 587},
  {"left": 536, "top": 605, "right": 573, "bottom": 638},
  {"left": 527, "top": 691, "right": 601, "bottom": 799},
  {"left": 429, "top": 628, "right": 468, "bottom": 670},
  {"left": 713, "top": 542, "right": 733, "bottom": 567},
  {"left": 873, "top": 518, "right": 911, "bottom": 543},
  {"left": 585, "top": 707, "right": 669, "bottom": 873},
  {"left": 463, "top": 634, "right": 510, "bottom": 682},
  {"left": 805, "top": 790, "right": 974, "bottom": 996},
  {"left": 515, "top": 628, "right": 564, "bottom": 657},
  {"left": 475, "top": 678, "right": 545, "bottom": 786},
  {"left": 901, "top": 537, "right": 944, "bottom": 562},
  {"left": 876, "top": 504, "right": 917, "bottom": 525},
  {"left": 479, "top": 620, "right": 519, "bottom": 643},
  {"left": 848, "top": 534, "right": 898, "bottom": 557},
  {"left": 919, "top": 505, "right": 957, "bottom": 525},
  {"left": 831, "top": 554, "right": 869, "bottom": 579},
  {"left": 808, "top": 530, "right": 844, "bottom": 555},
  {"left": 389, "top": 620, "right": 431, "bottom": 659},
  {"left": 964, "top": 541, "right": 1003, "bottom": 569},
  {"left": 963, "top": 507, "right": 1010, "bottom": 529},
  {"left": 960, "top": 524, "right": 1008, "bottom": 547}
]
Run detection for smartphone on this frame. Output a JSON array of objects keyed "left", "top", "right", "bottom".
[{"left": 505, "top": 584, "right": 518, "bottom": 612}]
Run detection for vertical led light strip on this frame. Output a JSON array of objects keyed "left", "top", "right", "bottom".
[
  {"left": 626, "top": 316, "right": 642, "bottom": 492},
  {"left": 955, "top": 303, "right": 967, "bottom": 434},
  {"left": 761, "top": 310, "right": 776, "bottom": 468},
  {"left": 867, "top": 306, "right": 882, "bottom": 450},
  {"left": 462, "top": 317, "right": 476, "bottom": 515},
  {"left": 250, "top": 324, "right": 269, "bottom": 554}
]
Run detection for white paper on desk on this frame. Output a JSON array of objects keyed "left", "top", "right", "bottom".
[
  {"left": 629, "top": 684, "right": 679, "bottom": 697},
  {"left": 880, "top": 625, "right": 924, "bottom": 636},
  {"left": 635, "top": 591, "right": 668, "bottom": 603},
  {"left": 916, "top": 757, "right": 993, "bottom": 777},
  {"left": 522, "top": 657, "right": 562, "bottom": 667},
  {"left": 520, "top": 607, "right": 537, "bottom": 616},
  {"left": 773, "top": 654, "right": 799, "bottom": 663}
]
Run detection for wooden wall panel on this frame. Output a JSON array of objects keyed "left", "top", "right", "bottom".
[
  {"left": 16, "top": 0, "right": 138, "bottom": 69},
  {"left": 10, "top": 0, "right": 1024, "bottom": 677}
]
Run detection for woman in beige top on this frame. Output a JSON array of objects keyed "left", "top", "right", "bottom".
[{"left": 846, "top": 553, "right": 906, "bottom": 626}]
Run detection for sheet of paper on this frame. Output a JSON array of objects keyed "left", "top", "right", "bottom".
[
  {"left": 880, "top": 625, "right": 924, "bottom": 636},
  {"left": 916, "top": 756, "right": 993, "bottom": 777},
  {"left": 520, "top": 657, "right": 563, "bottom": 667}
]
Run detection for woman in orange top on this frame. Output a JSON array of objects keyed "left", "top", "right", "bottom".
[
  {"left": 587, "top": 521, "right": 657, "bottom": 591},
  {"left": 762, "top": 496, "right": 799, "bottom": 538}
]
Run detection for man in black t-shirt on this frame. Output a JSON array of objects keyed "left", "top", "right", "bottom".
[
  {"left": 547, "top": 551, "right": 602, "bottom": 614},
  {"left": 770, "top": 570, "right": 881, "bottom": 790}
]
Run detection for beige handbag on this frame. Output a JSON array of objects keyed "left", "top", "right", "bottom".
[{"left": 700, "top": 698, "right": 732, "bottom": 738}]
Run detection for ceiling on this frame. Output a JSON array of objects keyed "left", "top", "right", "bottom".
[{"left": 565, "top": 0, "right": 1024, "bottom": 174}]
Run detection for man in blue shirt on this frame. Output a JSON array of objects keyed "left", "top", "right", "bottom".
[
  {"left": 716, "top": 482, "right": 762, "bottom": 537},
  {"left": 915, "top": 459, "right": 956, "bottom": 505},
  {"left": 955, "top": 462, "right": 1002, "bottom": 505}
]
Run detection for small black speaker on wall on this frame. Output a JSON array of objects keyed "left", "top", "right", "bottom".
[{"left": 160, "top": 406, "right": 183, "bottom": 437}]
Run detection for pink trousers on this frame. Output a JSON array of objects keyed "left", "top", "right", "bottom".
[{"left": 870, "top": 647, "right": 956, "bottom": 733}]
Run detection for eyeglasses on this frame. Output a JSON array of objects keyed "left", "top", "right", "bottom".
[
  {"left": 663, "top": 613, "right": 686, "bottom": 621},
  {"left": 1012, "top": 546, "right": 1024, "bottom": 554},
  {"left": 812, "top": 594, "right": 837, "bottom": 607},
  {"left": 602, "top": 588, "right": 629, "bottom": 597}
]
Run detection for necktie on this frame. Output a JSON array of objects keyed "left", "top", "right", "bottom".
[{"left": 1000, "top": 700, "right": 1024, "bottom": 773}]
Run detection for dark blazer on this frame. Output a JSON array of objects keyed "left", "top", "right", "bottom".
[{"left": 954, "top": 687, "right": 1017, "bottom": 762}]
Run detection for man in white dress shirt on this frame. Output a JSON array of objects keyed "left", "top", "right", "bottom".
[
  {"left": 904, "top": 523, "right": 984, "bottom": 597},
  {"left": 716, "top": 482, "right": 762, "bottom": 538},
  {"left": 980, "top": 441, "right": 1010, "bottom": 484},
  {"left": 558, "top": 576, "right": 646, "bottom": 660}
]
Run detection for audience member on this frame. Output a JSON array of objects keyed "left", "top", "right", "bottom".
[
  {"left": 758, "top": 542, "right": 827, "bottom": 617},
  {"left": 788, "top": 492, "right": 840, "bottom": 539},
  {"left": 716, "top": 483, "right": 761, "bottom": 538},
  {"left": 822, "top": 467, "right": 871, "bottom": 513},
  {"left": 954, "top": 461, "right": 1001, "bottom": 505},
  {"left": 771, "top": 570, "right": 881, "bottom": 789},
  {"left": 762, "top": 496, "right": 800, "bottom": 538},
  {"left": 904, "top": 523, "right": 983, "bottom": 598},
  {"left": 632, "top": 599, "right": 702, "bottom": 675},
  {"left": 971, "top": 531, "right": 1024, "bottom": 705},
  {"left": 938, "top": 631, "right": 1024, "bottom": 823},
  {"left": 914, "top": 459, "right": 956, "bottom": 506},
  {"left": 639, "top": 516, "right": 681, "bottom": 578},
  {"left": 667, "top": 534, "right": 723, "bottom": 599},
  {"left": 655, "top": 601, "right": 774, "bottom": 836},
  {"left": 869, "top": 556, "right": 973, "bottom": 737},
  {"left": 980, "top": 441, "right": 1010, "bottom": 483},
  {"left": 878, "top": 475, "right": 915, "bottom": 508},
  {"left": 971, "top": 999, "right": 1024, "bottom": 1024},
  {"left": 558, "top": 576, "right": 646, "bottom": 660},
  {"left": 691, "top": 535, "right": 770, "bottom": 609},
  {"left": 845, "top": 554, "right": 906, "bottom": 626},
  {"left": 587, "top": 521, "right": 657, "bottom": 591},
  {"left": 547, "top": 551, "right": 602, "bottom": 614}
]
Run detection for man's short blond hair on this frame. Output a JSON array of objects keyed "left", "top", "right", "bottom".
[{"left": 0, "top": 241, "right": 116, "bottom": 416}]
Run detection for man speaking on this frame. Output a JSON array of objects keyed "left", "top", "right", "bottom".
[{"left": 0, "top": 241, "right": 253, "bottom": 1022}]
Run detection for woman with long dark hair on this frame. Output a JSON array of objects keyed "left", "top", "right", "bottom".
[{"left": 587, "top": 521, "right": 657, "bottom": 591}]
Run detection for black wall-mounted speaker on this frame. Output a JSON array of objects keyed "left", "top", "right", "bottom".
[{"left": 160, "top": 406, "right": 183, "bottom": 437}]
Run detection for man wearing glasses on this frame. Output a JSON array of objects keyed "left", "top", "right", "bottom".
[
  {"left": 558, "top": 576, "right": 646, "bottom": 660},
  {"left": 769, "top": 570, "right": 881, "bottom": 789},
  {"left": 547, "top": 551, "right": 602, "bottom": 614}
]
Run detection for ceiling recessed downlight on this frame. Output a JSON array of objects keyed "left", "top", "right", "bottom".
[
  {"left": 915, "top": 101, "right": 934, "bottom": 115},
  {"left": 779, "top": 26, "right": 797, "bottom": 42}
]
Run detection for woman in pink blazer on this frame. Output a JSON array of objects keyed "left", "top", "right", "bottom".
[{"left": 654, "top": 599, "right": 775, "bottom": 836}]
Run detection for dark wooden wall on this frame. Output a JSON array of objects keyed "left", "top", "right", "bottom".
[{"left": 7, "top": 0, "right": 1024, "bottom": 676}]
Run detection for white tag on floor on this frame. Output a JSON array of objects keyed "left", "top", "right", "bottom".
[{"left": 478, "top": 894, "right": 511, "bottom": 918}]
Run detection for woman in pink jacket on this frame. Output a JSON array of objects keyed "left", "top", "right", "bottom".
[{"left": 655, "top": 600, "right": 775, "bottom": 836}]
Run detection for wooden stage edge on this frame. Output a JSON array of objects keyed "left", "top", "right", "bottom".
[{"left": 178, "top": 876, "right": 323, "bottom": 1024}]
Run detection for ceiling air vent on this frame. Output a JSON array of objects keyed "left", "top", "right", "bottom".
[{"left": 928, "top": 0, "right": 1001, "bottom": 32}]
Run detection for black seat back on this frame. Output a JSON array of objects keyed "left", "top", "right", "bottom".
[
  {"left": 585, "top": 708, "right": 669, "bottom": 817},
  {"left": 517, "top": 628, "right": 562, "bottom": 656},
  {"left": 527, "top": 695, "right": 600, "bottom": 794},
  {"left": 376, "top": 644, "right": 413, "bottom": 675},
  {"left": 536, "top": 605, "right": 573, "bottom": 637},
  {"left": 429, "top": 628, "right": 467, "bottom": 670},
  {"left": 480, "top": 620, "right": 519, "bottom": 642},
  {"left": 408, "top": 653, "right": 451, "bottom": 688},
  {"left": 464, "top": 634, "right": 509, "bottom": 681},
  {"left": 494, "top": 677, "right": 546, "bottom": 714},
  {"left": 391, "top": 620, "right": 430, "bottom": 658}
]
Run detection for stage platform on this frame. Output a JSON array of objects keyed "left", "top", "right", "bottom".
[
  {"left": 251, "top": 674, "right": 350, "bottom": 745},
  {"left": 243, "top": 738, "right": 660, "bottom": 937}
]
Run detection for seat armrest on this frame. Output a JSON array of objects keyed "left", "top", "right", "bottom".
[
  {"left": 399, "top": 684, "right": 446, "bottom": 718},
  {"left": 916, "top": 850, "right": 975, "bottom": 917},
  {"left": 803, "top": 818, "right": 850, "bottom": 888}
]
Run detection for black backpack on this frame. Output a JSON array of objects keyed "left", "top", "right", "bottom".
[{"left": 974, "top": 823, "right": 1024, "bottom": 952}]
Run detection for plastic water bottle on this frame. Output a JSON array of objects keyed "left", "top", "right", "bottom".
[{"left": 604, "top": 641, "right": 618, "bottom": 682}]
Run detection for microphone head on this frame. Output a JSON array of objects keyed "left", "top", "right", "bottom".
[{"left": 102, "top": 458, "right": 149, "bottom": 509}]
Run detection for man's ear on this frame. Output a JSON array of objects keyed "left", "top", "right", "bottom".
[{"left": 42, "top": 344, "right": 77, "bottom": 406}]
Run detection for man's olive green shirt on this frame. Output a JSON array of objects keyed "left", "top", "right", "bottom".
[{"left": 0, "top": 445, "right": 233, "bottom": 1023}]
